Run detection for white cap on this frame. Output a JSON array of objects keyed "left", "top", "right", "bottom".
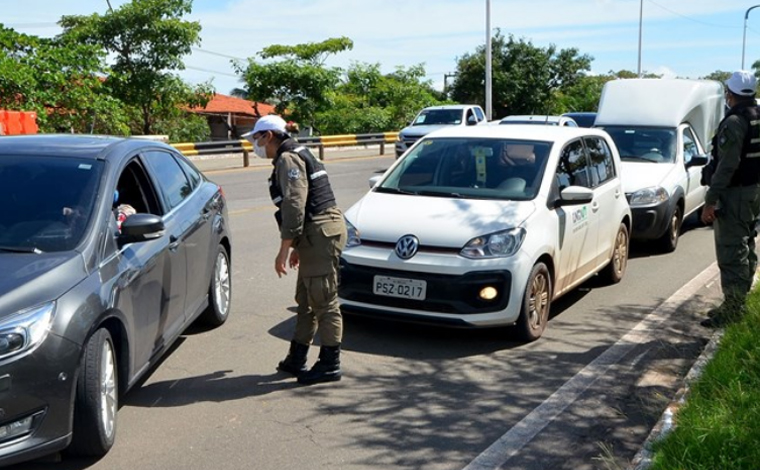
[
  {"left": 725, "top": 70, "right": 758, "bottom": 96},
  {"left": 242, "top": 115, "right": 288, "bottom": 142}
]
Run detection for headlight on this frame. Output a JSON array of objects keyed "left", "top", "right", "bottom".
[
  {"left": 629, "top": 186, "right": 669, "bottom": 207},
  {"left": 0, "top": 302, "right": 55, "bottom": 361},
  {"left": 345, "top": 219, "right": 361, "bottom": 248},
  {"left": 461, "top": 227, "right": 526, "bottom": 259},
  {"left": 396, "top": 134, "right": 403, "bottom": 142}
]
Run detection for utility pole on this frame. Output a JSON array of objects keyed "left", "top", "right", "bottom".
[
  {"left": 485, "top": 0, "right": 493, "bottom": 120},
  {"left": 443, "top": 72, "right": 458, "bottom": 96},
  {"left": 637, "top": 0, "right": 643, "bottom": 78}
]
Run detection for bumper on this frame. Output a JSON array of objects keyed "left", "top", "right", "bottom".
[
  {"left": 0, "top": 334, "right": 80, "bottom": 466},
  {"left": 338, "top": 259, "right": 522, "bottom": 327},
  {"left": 629, "top": 198, "right": 673, "bottom": 240}
]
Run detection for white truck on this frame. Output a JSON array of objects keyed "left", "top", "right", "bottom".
[
  {"left": 594, "top": 78, "right": 724, "bottom": 252},
  {"left": 395, "top": 104, "right": 488, "bottom": 158}
]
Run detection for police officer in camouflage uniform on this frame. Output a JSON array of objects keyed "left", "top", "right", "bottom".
[
  {"left": 700, "top": 70, "right": 760, "bottom": 328},
  {"left": 244, "top": 115, "right": 347, "bottom": 384}
]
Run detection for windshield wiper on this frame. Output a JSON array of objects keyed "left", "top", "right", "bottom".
[
  {"left": 620, "top": 155, "right": 658, "bottom": 163},
  {"left": 0, "top": 245, "right": 44, "bottom": 254},
  {"left": 376, "top": 187, "right": 416, "bottom": 195}
]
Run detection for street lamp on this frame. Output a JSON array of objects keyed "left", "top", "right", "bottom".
[
  {"left": 637, "top": 0, "right": 643, "bottom": 78},
  {"left": 485, "top": 0, "right": 492, "bottom": 120},
  {"left": 742, "top": 4, "right": 760, "bottom": 69}
]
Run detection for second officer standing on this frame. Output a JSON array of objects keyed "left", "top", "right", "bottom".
[{"left": 244, "top": 115, "right": 347, "bottom": 385}]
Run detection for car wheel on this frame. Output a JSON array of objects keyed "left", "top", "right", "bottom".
[
  {"left": 658, "top": 205, "right": 682, "bottom": 253},
  {"left": 600, "top": 223, "right": 629, "bottom": 284},
  {"left": 515, "top": 262, "right": 552, "bottom": 342},
  {"left": 198, "top": 244, "right": 231, "bottom": 327},
  {"left": 68, "top": 328, "right": 118, "bottom": 457}
]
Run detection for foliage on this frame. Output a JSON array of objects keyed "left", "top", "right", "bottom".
[
  {"left": 59, "top": 0, "right": 210, "bottom": 135},
  {"left": 233, "top": 37, "right": 353, "bottom": 132},
  {"left": 0, "top": 25, "right": 130, "bottom": 134},
  {"left": 450, "top": 31, "right": 592, "bottom": 119},
  {"left": 702, "top": 70, "right": 731, "bottom": 83},
  {"left": 549, "top": 69, "right": 662, "bottom": 114},
  {"left": 315, "top": 62, "right": 451, "bottom": 134}
]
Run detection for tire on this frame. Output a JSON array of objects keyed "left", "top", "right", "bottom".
[
  {"left": 658, "top": 205, "right": 682, "bottom": 253},
  {"left": 600, "top": 223, "right": 629, "bottom": 284},
  {"left": 515, "top": 262, "right": 552, "bottom": 342},
  {"left": 198, "top": 244, "right": 231, "bottom": 327},
  {"left": 68, "top": 329, "right": 118, "bottom": 457}
]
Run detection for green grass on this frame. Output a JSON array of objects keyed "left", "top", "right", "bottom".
[{"left": 649, "top": 291, "right": 760, "bottom": 470}]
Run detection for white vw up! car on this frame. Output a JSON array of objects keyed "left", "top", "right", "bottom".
[{"left": 339, "top": 125, "right": 632, "bottom": 341}]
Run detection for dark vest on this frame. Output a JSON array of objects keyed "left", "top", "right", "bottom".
[
  {"left": 269, "top": 140, "right": 336, "bottom": 226},
  {"left": 712, "top": 102, "right": 760, "bottom": 187}
]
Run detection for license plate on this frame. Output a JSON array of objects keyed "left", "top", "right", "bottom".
[{"left": 373, "top": 276, "right": 427, "bottom": 300}]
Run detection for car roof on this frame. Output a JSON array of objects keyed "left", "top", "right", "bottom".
[
  {"left": 0, "top": 134, "right": 174, "bottom": 161},
  {"left": 422, "top": 105, "right": 475, "bottom": 111},
  {"left": 427, "top": 123, "right": 608, "bottom": 142},
  {"left": 500, "top": 115, "right": 565, "bottom": 123}
]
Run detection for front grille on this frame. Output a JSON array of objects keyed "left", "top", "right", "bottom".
[{"left": 339, "top": 261, "right": 511, "bottom": 315}]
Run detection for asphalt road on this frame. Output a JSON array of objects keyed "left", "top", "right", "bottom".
[{"left": 16, "top": 151, "right": 721, "bottom": 470}]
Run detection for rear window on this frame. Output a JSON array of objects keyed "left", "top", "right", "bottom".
[{"left": 0, "top": 155, "right": 103, "bottom": 252}]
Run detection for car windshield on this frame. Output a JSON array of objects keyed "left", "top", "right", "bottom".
[
  {"left": 0, "top": 155, "right": 103, "bottom": 253},
  {"left": 601, "top": 126, "right": 677, "bottom": 163},
  {"left": 412, "top": 109, "right": 463, "bottom": 126},
  {"left": 376, "top": 137, "right": 552, "bottom": 201}
]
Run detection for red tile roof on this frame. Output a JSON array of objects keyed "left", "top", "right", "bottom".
[{"left": 189, "top": 93, "right": 276, "bottom": 117}]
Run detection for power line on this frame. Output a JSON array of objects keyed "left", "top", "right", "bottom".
[
  {"left": 644, "top": 0, "right": 738, "bottom": 29},
  {"left": 191, "top": 47, "right": 247, "bottom": 61},
  {"left": 185, "top": 65, "right": 239, "bottom": 78}
]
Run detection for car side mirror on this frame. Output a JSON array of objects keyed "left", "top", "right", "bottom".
[
  {"left": 467, "top": 116, "right": 477, "bottom": 126},
  {"left": 369, "top": 175, "right": 383, "bottom": 189},
  {"left": 119, "top": 213, "right": 165, "bottom": 245},
  {"left": 557, "top": 186, "right": 594, "bottom": 206},
  {"left": 686, "top": 154, "right": 709, "bottom": 168}
]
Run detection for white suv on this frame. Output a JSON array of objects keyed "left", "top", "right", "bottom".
[
  {"left": 340, "top": 125, "right": 632, "bottom": 341},
  {"left": 395, "top": 104, "right": 487, "bottom": 158}
]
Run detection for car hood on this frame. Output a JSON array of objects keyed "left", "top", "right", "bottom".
[
  {"left": 346, "top": 191, "right": 536, "bottom": 247},
  {"left": 0, "top": 251, "right": 85, "bottom": 319},
  {"left": 621, "top": 162, "right": 677, "bottom": 193},
  {"left": 400, "top": 125, "right": 454, "bottom": 138}
]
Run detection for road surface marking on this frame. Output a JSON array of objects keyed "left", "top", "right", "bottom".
[{"left": 462, "top": 263, "right": 720, "bottom": 470}]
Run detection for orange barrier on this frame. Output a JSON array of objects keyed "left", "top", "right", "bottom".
[{"left": 0, "top": 110, "right": 39, "bottom": 135}]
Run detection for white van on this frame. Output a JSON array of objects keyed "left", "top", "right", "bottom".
[{"left": 594, "top": 78, "right": 724, "bottom": 252}]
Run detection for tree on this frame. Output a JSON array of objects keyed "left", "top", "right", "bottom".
[
  {"left": 450, "top": 31, "right": 592, "bottom": 119},
  {"left": 549, "top": 69, "right": 662, "bottom": 114},
  {"left": 59, "top": 0, "right": 211, "bottom": 135},
  {"left": 314, "top": 62, "right": 451, "bottom": 134},
  {"left": 702, "top": 70, "right": 731, "bottom": 83},
  {"left": 0, "top": 25, "right": 129, "bottom": 134},
  {"left": 233, "top": 37, "right": 353, "bottom": 133}
]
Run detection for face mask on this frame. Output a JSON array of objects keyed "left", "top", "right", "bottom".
[{"left": 253, "top": 133, "right": 269, "bottom": 158}]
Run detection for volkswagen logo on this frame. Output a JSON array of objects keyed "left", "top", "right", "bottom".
[{"left": 395, "top": 235, "right": 419, "bottom": 260}]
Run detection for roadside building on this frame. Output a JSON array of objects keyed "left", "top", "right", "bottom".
[{"left": 188, "top": 93, "right": 276, "bottom": 141}]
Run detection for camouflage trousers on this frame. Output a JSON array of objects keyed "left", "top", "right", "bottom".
[{"left": 713, "top": 185, "right": 760, "bottom": 304}]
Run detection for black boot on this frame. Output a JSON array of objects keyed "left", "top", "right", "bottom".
[
  {"left": 277, "top": 341, "right": 309, "bottom": 375},
  {"left": 297, "top": 345, "right": 341, "bottom": 385}
]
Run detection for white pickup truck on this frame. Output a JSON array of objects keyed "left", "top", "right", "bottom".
[{"left": 395, "top": 104, "right": 488, "bottom": 158}]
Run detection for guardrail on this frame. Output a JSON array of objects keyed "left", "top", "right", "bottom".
[{"left": 172, "top": 132, "right": 399, "bottom": 166}]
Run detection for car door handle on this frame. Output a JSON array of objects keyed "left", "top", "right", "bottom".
[{"left": 168, "top": 235, "right": 180, "bottom": 252}]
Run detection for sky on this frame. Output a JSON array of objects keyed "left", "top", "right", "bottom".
[{"left": 4, "top": 0, "right": 760, "bottom": 96}]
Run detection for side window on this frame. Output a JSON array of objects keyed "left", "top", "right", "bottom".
[
  {"left": 474, "top": 107, "right": 485, "bottom": 122},
  {"left": 584, "top": 137, "right": 616, "bottom": 187},
  {"left": 174, "top": 153, "right": 202, "bottom": 191},
  {"left": 115, "top": 159, "right": 162, "bottom": 216},
  {"left": 683, "top": 127, "right": 699, "bottom": 163},
  {"left": 555, "top": 140, "right": 591, "bottom": 190},
  {"left": 143, "top": 151, "right": 192, "bottom": 211}
]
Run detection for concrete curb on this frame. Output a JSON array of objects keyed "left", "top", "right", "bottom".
[
  {"left": 628, "top": 330, "right": 724, "bottom": 469},
  {"left": 628, "top": 267, "right": 759, "bottom": 469}
]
